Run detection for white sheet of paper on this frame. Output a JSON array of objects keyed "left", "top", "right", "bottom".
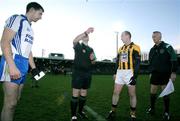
[
  {"left": 159, "top": 79, "right": 174, "bottom": 98},
  {"left": 34, "top": 71, "right": 45, "bottom": 81}
]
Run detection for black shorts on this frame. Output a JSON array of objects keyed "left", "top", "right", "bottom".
[
  {"left": 150, "top": 71, "right": 171, "bottom": 85},
  {"left": 72, "top": 70, "right": 92, "bottom": 89}
]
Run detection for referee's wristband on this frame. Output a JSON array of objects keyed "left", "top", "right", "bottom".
[{"left": 84, "top": 32, "right": 88, "bottom": 37}]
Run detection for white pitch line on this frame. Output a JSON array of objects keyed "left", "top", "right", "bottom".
[{"left": 84, "top": 105, "right": 107, "bottom": 121}]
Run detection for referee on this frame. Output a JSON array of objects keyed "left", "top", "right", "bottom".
[
  {"left": 70, "top": 27, "right": 96, "bottom": 121},
  {"left": 107, "top": 31, "right": 141, "bottom": 121},
  {"left": 146, "top": 31, "right": 178, "bottom": 121}
]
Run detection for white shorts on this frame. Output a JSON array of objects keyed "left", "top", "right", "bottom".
[
  {"left": 0, "top": 54, "right": 29, "bottom": 85},
  {"left": 0, "top": 60, "right": 11, "bottom": 82},
  {"left": 115, "top": 69, "right": 133, "bottom": 85}
]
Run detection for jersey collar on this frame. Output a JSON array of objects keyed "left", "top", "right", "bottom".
[
  {"left": 21, "top": 14, "right": 32, "bottom": 26},
  {"left": 154, "top": 41, "right": 164, "bottom": 48},
  {"left": 81, "top": 42, "right": 88, "bottom": 47},
  {"left": 124, "top": 42, "right": 134, "bottom": 47}
]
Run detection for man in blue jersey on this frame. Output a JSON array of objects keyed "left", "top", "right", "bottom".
[{"left": 0, "top": 2, "right": 44, "bottom": 121}]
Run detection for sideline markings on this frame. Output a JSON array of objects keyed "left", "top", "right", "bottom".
[
  {"left": 84, "top": 105, "right": 107, "bottom": 121},
  {"left": 57, "top": 92, "right": 107, "bottom": 121}
]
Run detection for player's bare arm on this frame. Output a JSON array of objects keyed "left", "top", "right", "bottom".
[
  {"left": 1, "top": 28, "right": 21, "bottom": 79},
  {"left": 28, "top": 51, "right": 36, "bottom": 69}
]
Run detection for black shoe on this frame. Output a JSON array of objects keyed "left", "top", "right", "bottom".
[
  {"left": 71, "top": 116, "right": 77, "bottom": 121},
  {"left": 146, "top": 107, "right": 155, "bottom": 115},
  {"left": 163, "top": 112, "right": 170, "bottom": 121},
  {"left": 106, "top": 110, "right": 116, "bottom": 120},
  {"left": 130, "top": 111, "right": 136, "bottom": 121},
  {"left": 78, "top": 111, "right": 88, "bottom": 119},
  {"left": 35, "top": 85, "right": 40, "bottom": 88},
  {"left": 129, "top": 117, "right": 136, "bottom": 121}
]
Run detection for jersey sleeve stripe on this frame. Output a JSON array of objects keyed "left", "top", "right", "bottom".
[
  {"left": 6, "top": 16, "right": 13, "bottom": 27},
  {"left": 6, "top": 15, "right": 18, "bottom": 28},
  {"left": 9, "top": 16, "right": 17, "bottom": 28}
]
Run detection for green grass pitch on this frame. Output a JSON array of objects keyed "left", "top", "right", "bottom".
[{"left": 0, "top": 74, "right": 180, "bottom": 121}]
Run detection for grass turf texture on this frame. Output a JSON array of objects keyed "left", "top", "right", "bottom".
[{"left": 0, "top": 74, "right": 180, "bottom": 121}]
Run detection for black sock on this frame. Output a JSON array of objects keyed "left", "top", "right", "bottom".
[
  {"left": 163, "top": 95, "right": 170, "bottom": 113},
  {"left": 111, "top": 104, "right": 118, "bottom": 112},
  {"left": 79, "top": 96, "right": 86, "bottom": 113},
  {"left": 150, "top": 94, "right": 157, "bottom": 109},
  {"left": 130, "top": 107, "right": 136, "bottom": 112},
  {"left": 112, "top": 104, "right": 118, "bottom": 108},
  {"left": 71, "top": 96, "right": 78, "bottom": 117}
]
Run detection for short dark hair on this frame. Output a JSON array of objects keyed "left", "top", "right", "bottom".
[
  {"left": 26, "top": 2, "right": 44, "bottom": 13},
  {"left": 123, "top": 31, "right": 131, "bottom": 38},
  {"left": 153, "top": 31, "right": 162, "bottom": 37},
  {"left": 153, "top": 31, "right": 161, "bottom": 35}
]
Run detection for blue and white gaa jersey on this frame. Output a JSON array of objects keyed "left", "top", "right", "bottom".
[
  {"left": 5, "top": 14, "right": 34, "bottom": 58},
  {"left": 0, "top": 14, "right": 34, "bottom": 83}
]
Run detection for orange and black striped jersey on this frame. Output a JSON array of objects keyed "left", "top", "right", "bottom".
[{"left": 117, "top": 42, "right": 141, "bottom": 72}]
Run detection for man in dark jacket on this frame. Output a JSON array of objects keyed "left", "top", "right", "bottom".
[{"left": 147, "top": 31, "right": 178, "bottom": 121}]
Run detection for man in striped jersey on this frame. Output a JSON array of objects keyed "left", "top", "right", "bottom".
[
  {"left": 0, "top": 2, "right": 44, "bottom": 121},
  {"left": 107, "top": 31, "right": 141, "bottom": 121}
]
